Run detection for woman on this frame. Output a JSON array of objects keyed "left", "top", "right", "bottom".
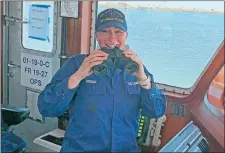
[{"left": 38, "top": 8, "right": 167, "bottom": 152}]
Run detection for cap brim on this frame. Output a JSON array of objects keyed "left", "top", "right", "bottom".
[{"left": 96, "top": 21, "right": 127, "bottom": 32}]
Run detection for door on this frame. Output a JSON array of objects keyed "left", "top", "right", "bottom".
[{"left": 2, "top": 1, "right": 63, "bottom": 151}]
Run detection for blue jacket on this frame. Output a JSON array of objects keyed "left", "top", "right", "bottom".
[{"left": 38, "top": 54, "right": 167, "bottom": 152}]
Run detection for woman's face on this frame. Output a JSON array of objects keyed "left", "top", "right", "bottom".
[{"left": 96, "top": 26, "right": 128, "bottom": 50}]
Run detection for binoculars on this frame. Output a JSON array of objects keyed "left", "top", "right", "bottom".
[{"left": 93, "top": 46, "right": 139, "bottom": 75}]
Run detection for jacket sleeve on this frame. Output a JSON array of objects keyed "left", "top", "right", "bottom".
[
  {"left": 37, "top": 56, "right": 80, "bottom": 117},
  {"left": 140, "top": 66, "right": 167, "bottom": 119}
]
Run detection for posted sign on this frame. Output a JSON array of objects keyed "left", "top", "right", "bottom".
[
  {"left": 28, "top": 4, "right": 50, "bottom": 41},
  {"left": 21, "top": 53, "right": 53, "bottom": 91}
]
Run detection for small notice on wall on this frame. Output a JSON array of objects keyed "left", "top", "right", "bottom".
[
  {"left": 60, "top": 1, "right": 78, "bottom": 18},
  {"left": 29, "top": 4, "right": 50, "bottom": 41}
]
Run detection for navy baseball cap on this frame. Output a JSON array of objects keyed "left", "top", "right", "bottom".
[{"left": 95, "top": 8, "right": 127, "bottom": 32}]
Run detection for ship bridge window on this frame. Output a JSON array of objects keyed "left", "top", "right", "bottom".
[{"left": 97, "top": 1, "right": 224, "bottom": 89}]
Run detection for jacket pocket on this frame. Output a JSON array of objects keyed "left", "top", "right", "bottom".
[
  {"left": 78, "top": 78, "right": 107, "bottom": 95},
  {"left": 124, "top": 72, "right": 141, "bottom": 95},
  {"left": 126, "top": 82, "right": 141, "bottom": 95}
]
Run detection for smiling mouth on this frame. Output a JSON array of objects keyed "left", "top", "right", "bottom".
[{"left": 106, "top": 44, "right": 119, "bottom": 49}]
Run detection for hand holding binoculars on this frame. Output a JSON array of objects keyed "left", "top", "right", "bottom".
[{"left": 93, "top": 46, "right": 139, "bottom": 75}]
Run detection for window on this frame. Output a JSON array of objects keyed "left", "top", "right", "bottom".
[
  {"left": 97, "top": 1, "right": 224, "bottom": 88},
  {"left": 22, "top": 1, "right": 54, "bottom": 52}
]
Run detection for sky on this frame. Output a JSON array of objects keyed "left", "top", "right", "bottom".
[{"left": 99, "top": 1, "right": 225, "bottom": 12}]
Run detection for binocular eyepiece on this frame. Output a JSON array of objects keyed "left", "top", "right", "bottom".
[{"left": 93, "top": 46, "right": 139, "bottom": 75}]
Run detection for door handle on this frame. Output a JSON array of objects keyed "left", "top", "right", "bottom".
[
  {"left": 7, "top": 61, "right": 21, "bottom": 68},
  {"left": 4, "top": 15, "right": 28, "bottom": 26}
]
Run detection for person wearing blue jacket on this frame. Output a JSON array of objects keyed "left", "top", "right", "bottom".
[{"left": 38, "top": 8, "right": 167, "bottom": 152}]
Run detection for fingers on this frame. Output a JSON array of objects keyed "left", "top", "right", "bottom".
[
  {"left": 86, "top": 50, "right": 108, "bottom": 64},
  {"left": 123, "top": 49, "right": 136, "bottom": 56},
  {"left": 125, "top": 54, "right": 137, "bottom": 61},
  {"left": 123, "top": 50, "right": 137, "bottom": 59},
  {"left": 78, "top": 50, "right": 108, "bottom": 78},
  {"left": 89, "top": 60, "right": 104, "bottom": 67},
  {"left": 123, "top": 49, "right": 142, "bottom": 65},
  {"left": 88, "top": 55, "right": 108, "bottom": 63},
  {"left": 91, "top": 50, "right": 109, "bottom": 57},
  {"left": 85, "top": 56, "right": 108, "bottom": 69},
  {"left": 85, "top": 50, "right": 108, "bottom": 62}
]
